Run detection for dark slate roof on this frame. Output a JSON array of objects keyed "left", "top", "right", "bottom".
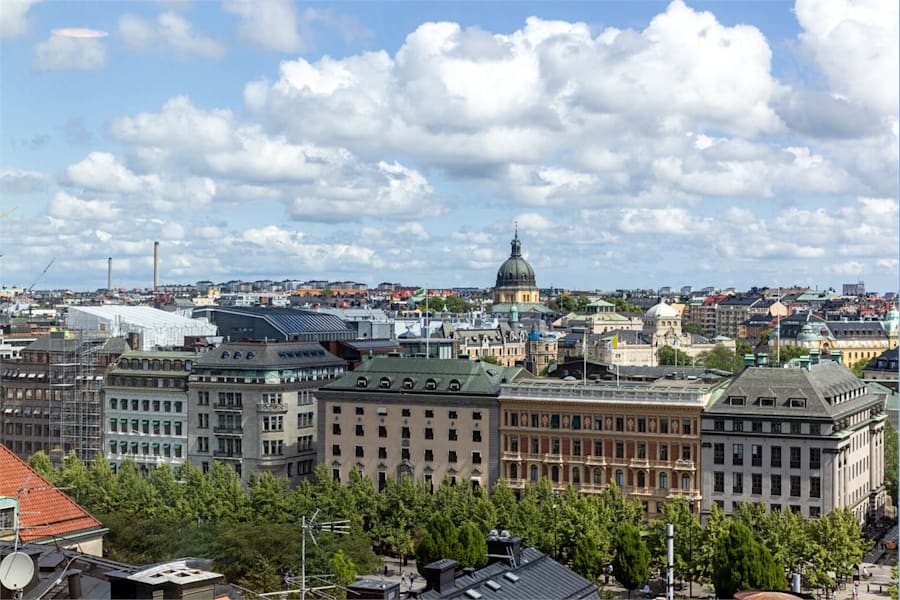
[
  {"left": 194, "top": 341, "right": 344, "bottom": 369},
  {"left": 718, "top": 295, "right": 763, "bottom": 306},
  {"left": 321, "top": 356, "right": 526, "bottom": 395},
  {"left": 342, "top": 339, "right": 404, "bottom": 351},
  {"left": 866, "top": 347, "right": 898, "bottom": 372},
  {"left": 706, "top": 361, "right": 883, "bottom": 419},
  {"left": 194, "top": 306, "right": 353, "bottom": 335},
  {"left": 419, "top": 547, "right": 599, "bottom": 600}
]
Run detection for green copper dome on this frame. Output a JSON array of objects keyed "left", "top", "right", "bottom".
[{"left": 495, "top": 231, "right": 536, "bottom": 288}]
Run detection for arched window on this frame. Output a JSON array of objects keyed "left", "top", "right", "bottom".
[
  {"left": 615, "top": 470, "right": 624, "bottom": 486},
  {"left": 593, "top": 469, "right": 603, "bottom": 484},
  {"left": 530, "top": 464, "right": 539, "bottom": 481},
  {"left": 551, "top": 466, "right": 560, "bottom": 482},
  {"left": 659, "top": 472, "right": 669, "bottom": 489},
  {"left": 510, "top": 464, "right": 519, "bottom": 479},
  {"left": 637, "top": 471, "right": 646, "bottom": 487},
  {"left": 681, "top": 474, "right": 691, "bottom": 490},
  {"left": 572, "top": 467, "right": 581, "bottom": 484}
]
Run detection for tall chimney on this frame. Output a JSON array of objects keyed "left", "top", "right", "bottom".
[
  {"left": 107, "top": 257, "right": 112, "bottom": 290},
  {"left": 153, "top": 241, "right": 160, "bottom": 290}
]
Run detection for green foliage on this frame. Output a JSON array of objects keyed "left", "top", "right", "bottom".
[
  {"left": 657, "top": 345, "right": 693, "bottom": 366},
  {"left": 775, "top": 345, "right": 808, "bottom": 363},
  {"left": 489, "top": 479, "right": 518, "bottom": 532},
  {"left": 698, "top": 344, "right": 741, "bottom": 372},
  {"left": 27, "top": 450, "right": 56, "bottom": 482},
  {"left": 329, "top": 549, "right": 358, "bottom": 599},
  {"left": 889, "top": 565, "right": 897, "bottom": 600},
  {"left": 885, "top": 420, "right": 899, "bottom": 506},
  {"left": 480, "top": 355, "right": 501, "bottom": 365},
  {"left": 712, "top": 521, "right": 783, "bottom": 598},
  {"left": 606, "top": 297, "right": 642, "bottom": 313},
  {"left": 683, "top": 322, "right": 704, "bottom": 335},
  {"left": 444, "top": 295, "right": 471, "bottom": 314},
  {"left": 647, "top": 499, "right": 701, "bottom": 582},
  {"left": 809, "top": 508, "right": 871, "bottom": 581},
  {"left": 611, "top": 522, "right": 649, "bottom": 593},
  {"left": 417, "top": 296, "right": 446, "bottom": 313},
  {"left": 571, "top": 530, "right": 605, "bottom": 582},
  {"left": 551, "top": 294, "right": 578, "bottom": 313},
  {"left": 852, "top": 357, "right": 872, "bottom": 377},
  {"left": 416, "top": 513, "right": 461, "bottom": 575},
  {"left": 457, "top": 522, "right": 488, "bottom": 568}
]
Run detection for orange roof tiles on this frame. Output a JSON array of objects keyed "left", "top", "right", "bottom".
[{"left": 0, "top": 445, "right": 103, "bottom": 542}]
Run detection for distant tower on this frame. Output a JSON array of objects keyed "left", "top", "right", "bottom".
[
  {"left": 153, "top": 241, "right": 160, "bottom": 290},
  {"left": 107, "top": 257, "right": 112, "bottom": 290}
]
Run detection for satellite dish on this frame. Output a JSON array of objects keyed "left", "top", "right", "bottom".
[{"left": 0, "top": 551, "right": 34, "bottom": 591}]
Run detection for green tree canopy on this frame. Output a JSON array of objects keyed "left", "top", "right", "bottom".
[
  {"left": 456, "top": 522, "right": 488, "bottom": 568},
  {"left": 657, "top": 345, "right": 693, "bottom": 366},
  {"left": 415, "top": 513, "right": 461, "bottom": 576},
  {"left": 444, "top": 295, "right": 471, "bottom": 314},
  {"left": 885, "top": 420, "right": 898, "bottom": 506},
  {"left": 712, "top": 521, "right": 783, "bottom": 598},
  {"left": 612, "top": 522, "right": 649, "bottom": 595},
  {"left": 683, "top": 322, "right": 704, "bottom": 335},
  {"left": 27, "top": 450, "right": 56, "bottom": 482},
  {"left": 698, "top": 344, "right": 741, "bottom": 372},
  {"left": 572, "top": 530, "right": 605, "bottom": 582}
]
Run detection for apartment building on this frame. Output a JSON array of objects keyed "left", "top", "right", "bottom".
[
  {"left": 103, "top": 350, "right": 196, "bottom": 472},
  {"left": 187, "top": 341, "right": 345, "bottom": 485},
  {"left": 701, "top": 359, "right": 887, "bottom": 523},
  {"left": 498, "top": 372, "right": 732, "bottom": 519},
  {"left": 316, "top": 357, "right": 527, "bottom": 490}
]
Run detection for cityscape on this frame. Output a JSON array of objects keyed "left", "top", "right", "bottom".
[{"left": 1, "top": 0, "right": 898, "bottom": 599}]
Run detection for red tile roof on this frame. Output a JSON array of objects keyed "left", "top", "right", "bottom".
[{"left": 0, "top": 445, "right": 103, "bottom": 542}]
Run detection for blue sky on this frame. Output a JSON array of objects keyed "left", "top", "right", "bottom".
[{"left": 0, "top": 0, "right": 897, "bottom": 293}]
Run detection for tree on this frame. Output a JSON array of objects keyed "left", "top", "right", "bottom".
[
  {"left": 415, "top": 513, "right": 461, "bottom": 576},
  {"left": 851, "top": 357, "right": 872, "bottom": 378},
  {"left": 606, "top": 297, "right": 642, "bottom": 314},
  {"left": 329, "top": 549, "right": 358, "bottom": 600},
  {"left": 657, "top": 345, "right": 693, "bottom": 366},
  {"left": 885, "top": 420, "right": 898, "bottom": 506},
  {"left": 456, "top": 522, "right": 488, "bottom": 568},
  {"left": 711, "top": 521, "right": 783, "bottom": 598},
  {"left": 698, "top": 344, "right": 740, "bottom": 372},
  {"left": 27, "top": 451, "right": 56, "bottom": 482},
  {"left": 552, "top": 295, "right": 578, "bottom": 313},
  {"left": 480, "top": 355, "right": 501, "bottom": 365},
  {"left": 647, "top": 499, "right": 701, "bottom": 586},
  {"left": 572, "top": 530, "right": 605, "bottom": 582},
  {"left": 417, "top": 297, "right": 445, "bottom": 313},
  {"left": 775, "top": 345, "right": 808, "bottom": 364},
  {"left": 683, "top": 322, "right": 704, "bottom": 335},
  {"left": 576, "top": 296, "right": 592, "bottom": 311},
  {"left": 612, "top": 522, "right": 649, "bottom": 597},
  {"left": 56, "top": 452, "right": 93, "bottom": 510},
  {"left": 489, "top": 480, "right": 518, "bottom": 532},
  {"left": 810, "top": 508, "right": 871, "bottom": 582},
  {"left": 444, "top": 295, "right": 471, "bottom": 314}
]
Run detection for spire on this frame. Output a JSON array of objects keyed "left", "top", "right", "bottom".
[{"left": 510, "top": 224, "right": 522, "bottom": 257}]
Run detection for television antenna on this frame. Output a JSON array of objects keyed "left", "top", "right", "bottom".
[{"left": 256, "top": 510, "right": 350, "bottom": 600}]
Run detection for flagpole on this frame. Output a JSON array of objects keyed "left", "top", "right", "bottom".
[
  {"left": 425, "top": 284, "right": 429, "bottom": 360},
  {"left": 582, "top": 331, "right": 587, "bottom": 385}
]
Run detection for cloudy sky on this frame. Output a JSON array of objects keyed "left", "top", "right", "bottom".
[{"left": 0, "top": 0, "right": 897, "bottom": 293}]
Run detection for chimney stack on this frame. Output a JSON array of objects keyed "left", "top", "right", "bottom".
[
  {"left": 153, "top": 241, "right": 160, "bottom": 290},
  {"left": 107, "top": 257, "right": 112, "bottom": 290}
]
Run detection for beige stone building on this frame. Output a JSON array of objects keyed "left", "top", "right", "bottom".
[
  {"left": 316, "top": 357, "right": 527, "bottom": 490},
  {"left": 498, "top": 374, "right": 731, "bottom": 519}
]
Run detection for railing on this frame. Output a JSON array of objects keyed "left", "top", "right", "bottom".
[
  {"left": 213, "top": 451, "right": 242, "bottom": 459},
  {"left": 256, "top": 403, "right": 287, "bottom": 413},
  {"left": 213, "top": 403, "right": 243, "bottom": 411},
  {"left": 213, "top": 426, "right": 243, "bottom": 434}
]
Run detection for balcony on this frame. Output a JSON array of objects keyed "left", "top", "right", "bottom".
[
  {"left": 256, "top": 403, "right": 287, "bottom": 413},
  {"left": 214, "top": 426, "right": 243, "bottom": 435},
  {"left": 674, "top": 459, "right": 695, "bottom": 470},
  {"left": 502, "top": 451, "right": 522, "bottom": 461},
  {"left": 213, "top": 451, "right": 242, "bottom": 459},
  {"left": 213, "top": 403, "right": 243, "bottom": 412},
  {"left": 629, "top": 458, "right": 650, "bottom": 468}
]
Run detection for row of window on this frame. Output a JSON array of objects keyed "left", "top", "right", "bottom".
[
  {"left": 508, "top": 463, "right": 693, "bottom": 490},
  {"left": 333, "top": 406, "right": 480, "bottom": 420},
  {"left": 505, "top": 412, "right": 692, "bottom": 435},
  {"left": 713, "top": 443, "right": 820, "bottom": 469},
  {"left": 107, "top": 376, "right": 185, "bottom": 389},
  {"left": 109, "top": 398, "right": 184, "bottom": 413},
  {"left": 712, "top": 419, "right": 821, "bottom": 435},
  {"left": 712, "top": 472, "right": 821, "bottom": 498},
  {"left": 332, "top": 445, "right": 481, "bottom": 464},
  {"left": 109, "top": 418, "right": 183, "bottom": 436},
  {"left": 196, "top": 391, "right": 244, "bottom": 407},
  {"left": 108, "top": 440, "right": 184, "bottom": 458},
  {"left": 116, "top": 358, "right": 191, "bottom": 372},
  {"left": 4, "top": 388, "right": 61, "bottom": 401},
  {"left": 332, "top": 423, "right": 482, "bottom": 442},
  {"left": 4, "top": 423, "right": 55, "bottom": 437},
  {"left": 356, "top": 376, "right": 463, "bottom": 391},
  {"left": 508, "top": 436, "right": 692, "bottom": 461},
  {"left": 712, "top": 500, "right": 820, "bottom": 518}
]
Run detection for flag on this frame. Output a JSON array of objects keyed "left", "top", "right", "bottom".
[
  {"left": 581, "top": 332, "right": 588, "bottom": 354},
  {"left": 606, "top": 335, "right": 618, "bottom": 351}
]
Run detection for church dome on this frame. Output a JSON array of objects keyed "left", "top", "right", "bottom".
[
  {"left": 796, "top": 321, "right": 822, "bottom": 342},
  {"left": 883, "top": 307, "right": 898, "bottom": 334},
  {"left": 645, "top": 301, "right": 678, "bottom": 320},
  {"left": 495, "top": 232, "right": 536, "bottom": 288}
]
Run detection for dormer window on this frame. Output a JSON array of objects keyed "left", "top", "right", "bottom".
[
  {"left": 379, "top": 377, "right": 391, "bottom": 389},
  {"left": 233, "top": 351, "right": 241, "bottom": 359},
  {"left": 402, "top": 378, "right": 414, "bottom": 390},
  {"left": 449, "top": 379, "right": 461, "bottom": 392},
  {"left": 425, "top": 378, "right": 438, "bottom": 391},
  {"left": 757, "top": 397, "right": 775, "bottom": 407},
  {"left": 788, "top": 397, "right": 807, "bottom": 408},
  {"left": 727, "top": 396, "right": 746, "bottom": 406},
  {"left": 221, "top": 351, "right": 229, "bottom": 359},
  {"left": 356, "top": 377, "right": 368, "bottom": 388}
]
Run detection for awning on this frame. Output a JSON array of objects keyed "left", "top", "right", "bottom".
[
  {"left": 162, "top": 443, "right": 171, "bottom": 448},
  {"left": 141, "top": 419, "right": 149, "bottom": 424},
  {"left": 151, "top": 442, "right": 160, "bottom": 448},
  {"left": 173, "top": 443, "right": 182, "bottom": 449},
  {"left": 163, "top": 420, "right": 171, "bottom": 425},
  {"left": 141, "top": 441, "right": 150, "bottom": 447},
  {"left": 109, "top": 440, "right": 116, "bottom": 446}
]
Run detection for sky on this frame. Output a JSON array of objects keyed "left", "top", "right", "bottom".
[{"left": 0, "top": 0, "right": 897, "bottom": 294}]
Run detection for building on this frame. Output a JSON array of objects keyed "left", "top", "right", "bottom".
[
  {"left": 103, "top": 350, "right": 196, "bottom": 473},
  {"left": 1, "top": 444, "right": 106, "bottom": 555},
  {"left": 498, "top": 372, "right": 732, "bottom": 519},
  {"left": 438, "top": 320, "right": 527, "bottom": 368},
  {"left": 863, "top": 347, "right": 898, "bottom": 391},
  {"left": 66, "top": 306, "right": 218, "bottom": 351},
  {"left": 490, "top": 230, "right": 551, "bottom": 316},
  {"left": 1, "top": 332, "right": 128, "bottom": 462},
  {"left": 700, "top": 358, "right": 888, "bottom": 523},
  {"left": 771, "top": 311, "right": 898, "bottom": 368},
  {"left": 187, "top": 341, "right": 345, "bottom": 485},
  {"left": 193, "top": 306, "right": 355, "bottom": 343},
  {"left": 524, "top": 328, "right": 558, "bottom": 375},
  {"left": 715, "top": 295, "right": 763, "bottom": 338},
  {"left": 316, "top": 357, "right": 527, "bottom": 490},
  {"left": 418, "top": 532, "right": 598, "bottom": 600},
  {"left": 843, "top": 282, "right": 866, "bottom": 297}
]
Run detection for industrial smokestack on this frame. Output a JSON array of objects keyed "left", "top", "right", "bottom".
[
  {"left": 107, "top": 257, "right": 112, "bottom": 290},
  {"left": 153, "top": 241, "right": 160, "bottom": 290}
]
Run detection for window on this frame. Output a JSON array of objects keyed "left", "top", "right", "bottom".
[
  {"left": 573, "top": 440, "right": 582, "bottom": 456},
  {"left": 732, "top": 444, "right": 744, "bottom": 466},
  {"left": 332, "top": 444, "right": 341, "bottom": 456},
  {"left": 531, "top": 465, "right": 539, "bottom": 481},
  {"left": 810, "top": 423, "right": 821, "bottom": 436},
  {"left": 571, "top": 415, "right": 581, "bottom": 429},
  {"left": 752, "top": 421, "right": 763, "bottom": 433},
  {"left": 752, "top": 473, "right": 762, "bottom": 495},
  {"left": 472, "top": 451, "right": 482, "bottom": 464},
  {"left": 332, "top": 423, "right": 341, "bottom": 435},
  {"left": 551, "top": 438, "right": 561, "bottom": 455},
  {"left": 109, "top": 398, "right": 117, "bottom": 410},
  {"left": 355, "top": 446, "right": 364, "bottom": 458},
  {"left": 472, "top": 430, "right": 482, "bottom": 443},
  {"left": 473, "top": 411, "right": 482, "bottom": 420},
  {"left": 572, "top": 467, "right": 581, "bottom": 484},
  {"left": 659, "top": 419, "right": 668, "bottom": 434},
  {"left": 790, "top": 447, "right": 801, "bottom": 469},
  {"left": 355, "top": 407, "right": 364, "bottom": 415},
  {"left": 448, "top": 410, "right": 457, "bottom": 419},
  {"left": 448, "top": 450, "right": 457, "bottom": 463},
  {"left": 733, "top": 472, "right": 743, "bottom": 494},
  {"left": 771, "top": 475, "right": 782, "bottom": 496},
  {"left": 637, "top": 417, "right": 646, "bottom": 432},
  {"left": 424, "top": 427, "right": 433, "bottom": 440},
  {"left": 615, "top": 470, "right": 624, "bottom": 486},
  {"left": 615, "top": 441, "right": 624, "bottom": 459},
  {"left": 809, "top": 448, "right": 821, "bottom": 470},
  {"left": 771, "top": 503, "right": 782, "bottom": 512},
  {"left": 615, "top": 417, "right": 624, "bottom": 431},
  {"left": 682, "top": 419, "right": 691, "bottom": 435},
  {"left": 751, "top": 445, "right": 762, "bottom": 467},
  {"left": 401, "top": 426, "right": 410, "bottom": 438},
  {"left": 636, "top": 442, "right": 645, "bottom": 459},
  {"left": 714, "top": 472, "right": 724, "bottom": 493},
  {"left": 510, "top": 436, "right": 519, "bottom": 452},
  {"left": 593, "top": 441, "right": 603, "bottom": 456},
  {"left": 637, "top": 471, "right": 646, "bottom": 487},
  {"left": 771, "top": 446, "right": 782, "bottom": 468},
  {"left": 681, "top": 445, "right": 691, "bottom": 461},
  {"left": 660, "top": 472, "right": 669, "bottom": 489},
  {"left": 402, "top": 408, "right": 411, "bottom": 417},
  {"left": 551, "top": 466, "right": 560, "bottom": 482},
  {"left": 659, "top": 444, "right": 669, "bottom": 461},
  {"left": 355, "top": 424, "right": 364, "bottom": 436},
  {"left": 425, "top": 449, "right": 433, "bottom": 461},
  {"left": 379, "top": 426, "right": 387, "bottom": 438},
  {"left": 593, "top": 469, "right": 603, "bottom": 484},
  {"left": 531, "top": 413, "right": 540, "bottom": 428},
  {"left": 681, "top": 474, "right": 691, "bottom": 490},
  {"left": 714, "top": 420, "right": 725, "bottom": 431},
  {"left": 550, "top": 414, "right": 560, "bottom": 429},
  {"left": 771, "top": 422, "right": 782, "bottom": 434},
  {"left": 790, "top": 476, "right": 801, "bottom": 497},
  {"left": 810, "top": 477, "right": 821, "bottom": 498},
  {"left": 809, "top": 506, "right": 820, "bottom": 518},
  {"left": 332, "top": 406, "right": 342, "bottom": 414},
  {"left": 425, "top": 409, "right": 434, "bottom": 418},
  {"left": 174, "top": 401, "right": 183, "bottom": 413},
  {"left": 531, "top": 438, "right": 540, "bottom": 454},
  {"left": 790, "top": 422, "right": 802, "bottom": 434},
  {"left": 449, "top": 429, "right": 458, "bottom": 441},
  {"left": 732, "top": 420, "right": 744, "bottom": 432},
  {"left": 594, "top": 416, "right": 603, "bottom": 431}
]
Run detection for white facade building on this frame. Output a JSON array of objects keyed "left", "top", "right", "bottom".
[{"left": 67, "top": 306, "right": 218, "bottom": 350}]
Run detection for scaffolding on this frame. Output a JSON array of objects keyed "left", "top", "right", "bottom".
[{"left": 49, "top": 330, "right": 106, "bottom": 464}]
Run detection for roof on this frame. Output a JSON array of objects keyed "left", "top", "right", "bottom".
[
  {"left": 490, "top": 303, "right": 552, "bottom": 314},
  {"left": 866, "top": 347, "right": 898, "bottom": 372},
  {"left": 419, "top": 547, "right": 598, "bottom": 600},
  {"left": 194, "top": 341, "right": 345, "bottom": 369},
  {"left": 194, "top": 306, "right": 353, "bottom": 335},
  {"left": 645, "top": 302, "right": 679, "bottom": 319},
  {"left": 706, "top": 361, "right": 883, "bottom": 420},
  {"left": 0, "top": 445, "right": 104, "bottom": 543},
  {"left": 322, "top": 356, "right": 526, "bottom": 395},
  {"left": 68, "top": 305, "right": 213, "bottom": 329}
]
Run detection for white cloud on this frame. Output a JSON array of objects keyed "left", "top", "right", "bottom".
[
  {"left": 0, "top": 167, "right": 52, "bottom": 193},
  {"left": 240, "top": 225, "right": 379, "bottom": 269},
  {"left": 118, "top": 12, "right": 225, "bottom": 58},
  {"left": 223, "top": 0, "right": 302, "bottom": 52},
  {"left": 33, "top": 33, "right": 106, "bottom": 70},
  {"left": 0, "top": 0, "right": 40, "bottom": 39},
  {"left": 48, "top": 191, "right": 120, "bottom": 221},
  {"left": 111, "top": 96, "right": 234, "bottom": 155}
]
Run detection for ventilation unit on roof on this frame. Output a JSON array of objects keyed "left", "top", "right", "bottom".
[
  {"left": 465, "top": 590, "right": 483, "bottom": 599},
  {"left": 485, "top": 580, "right": 501, "bottom": 591},
  {"left": 503, "top": 572, "right": 519, "bottom": 583}
]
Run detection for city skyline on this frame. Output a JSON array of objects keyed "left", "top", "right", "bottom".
[{"left": 0, "top": 0, "right": 897, "bottom": 292}]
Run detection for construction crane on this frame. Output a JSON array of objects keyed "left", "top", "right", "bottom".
[
  {"left": 0, "top": 206, "right": 16, "bottom": 221},
  {"left": 27, "top": 257, "right": 55, "bottom": 292}
]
